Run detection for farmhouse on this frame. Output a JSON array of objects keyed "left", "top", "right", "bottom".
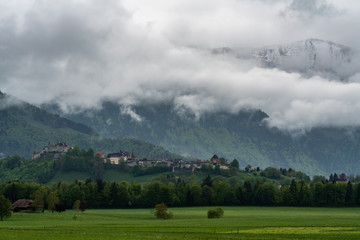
[{"left": 12, "top": 199, "right": 33, "bottom": 212}]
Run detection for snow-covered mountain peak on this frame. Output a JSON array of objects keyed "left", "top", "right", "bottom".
[
  {"left": 251, "top": 38, "right": 354, "bottom": 79},
  {"left": 212, "top": 39, "right": 356, "bottom": 80}
]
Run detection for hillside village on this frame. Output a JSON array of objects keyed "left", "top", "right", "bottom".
[{"left": 32, "top": 142, "right": 230, "bottom": 173}]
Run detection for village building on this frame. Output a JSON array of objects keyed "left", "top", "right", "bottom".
[
  {"left": 96, "top": 151, "right": 105, "bottom": 161},
  {"left": 32, "top": 142, "right": 72, "bottom": 160},
  {"left": 106, "top": 151, "right": 131, "bottom": 164},
  {"left": 104, "top": 151, "right": 229, "bottom": 173},
  {"left": 211, "top": 154, "right": 221, "bottom": 165}
]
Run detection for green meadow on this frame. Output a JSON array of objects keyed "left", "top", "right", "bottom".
[{"left": 1, "top": 207, "right": 360, "bottom": 239}]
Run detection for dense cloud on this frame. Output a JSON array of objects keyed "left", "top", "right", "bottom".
[
  {"left": 0, "top": 0, "right": 360, "bottom": 132},
  {"left": 286, "top": 0, "right": 340, "bottom": 17}
]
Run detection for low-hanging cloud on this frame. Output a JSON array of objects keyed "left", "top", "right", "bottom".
[{"left": 1, "top": 0, "right": 360, "bottom": 133}]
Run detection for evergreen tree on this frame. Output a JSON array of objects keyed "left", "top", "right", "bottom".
[
  {"left": 0, "top": 195, "right": 12, "bottom": 221},
  {"left": 229, "top": 159, "right": 239, "bottom": 169},
  {"left": 356, "top": 183, "right": 360, "bottom": 205},
  {"left": 289, "top": 179, "right": 298, "bottom": 206},
  {"left": 243, "top": 181, "right": 252, "bottom": 204},
  {"left": 235, "top": 184, "right": 245, "bottom": 205},
  {"left": 201, "top": 175, "right": 213, "bottom": 187},
  {"left": 201, "top": 185, "right": 213, "bottom": 206},
  {"left": 345, "top": 181, "right": 353, "bottom": 206}
]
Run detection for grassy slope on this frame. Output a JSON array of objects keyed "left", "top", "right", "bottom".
[
  {"left": 48, "top": 170, "right": 174, "bottom": 185},
  {"left": 1, "top": 207, "right": 360, "bottom": 239},
  {"left": 45, "top": 169, "right": 295, "bottom": 185}
]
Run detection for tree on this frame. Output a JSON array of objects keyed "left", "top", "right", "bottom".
[
  {"left": 289, "top": 179, "right": 298, "bottom": 206},
  {"left": 245, "top": 164, "right": 252, "bottom": 172},
  {"left": 298, "top": 181, "right": 311, "bottom": 206},
  {"left": 243, "top": 181, "right": 252, "bottom": 204},
  {"left": 32, "top": 190, "right": 45, "bottom": 212},
  {"left": 201, "top": 185, "right": 213, "bottom": 205},
  {"left": 73, "top": 200, "right": 81, "bottom": 212},
  {"left": 333, "top": 173, "right": 338, "bottom": 182},
  {"left": 219, "top": 157, "right": 227, "bottom": 165},
  {"left": 253, "top": 183, "right": 276, "bottom": 206},
  {"left": 229, "top": 159, "right": 239, "bottom": 169},
  {"left": 338, "top": 173, "right": 348, "bottom": 182},
  {"left": 261, "top": 167, "right": 281, "bottom": 179},
  {"left": 79, "top": 201, "right": 87, "bottom": 212},
  {"left": 47, "top": 192, "right": 59, "bottom": 213},
  {"left": 0, "top": 195, "right": 11, "bottom": 221},
  {"left": 201, "top": 175, "right": 213, "bottom": 187},
  {"left": 345, "top": 181, "right": 353, "bottom": 206},
  {"left": 213, "top": 164, "right": 221, "bottom": 175},
  {"left": 94, "top": 153, "right": 104, "bottom": 180},
  {"left": 313, "top": 175, "right": 326, "bottom": 183},
  {"left": 154, "top": 203, "right": 173, "bottom": 219},
  {"left": 55, "top": 204, "right": 66, "bottom": 212}
]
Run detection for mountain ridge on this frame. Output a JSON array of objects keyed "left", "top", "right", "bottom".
[{"left": 212, "top": 38, "right": 356, "bottom": 80}]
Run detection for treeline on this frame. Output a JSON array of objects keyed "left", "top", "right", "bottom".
[{"left": 1, "top": 177, "right": 360, "bottom": 209}]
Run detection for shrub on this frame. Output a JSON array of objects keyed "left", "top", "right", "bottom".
[
  {"left": 207, "top": 207, "right": 224, "bottom": 219},
  {"left": 55, "top": 204, "right": 66, "bottom": 213},
  {"left": 154, "top": 203, "right": 173, "bottom": 219},
  {"left": 79, "top": 201, "right": 87, "bottom": 212}
]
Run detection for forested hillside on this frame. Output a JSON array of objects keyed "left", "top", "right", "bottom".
[
  {"left": 3, "top": 89, "right": 360, "bottom": 177},
  {"left": 0, "top": 91, "right": 96, "bottom": 157},
  {"left": 49, "top": 101, "right": 360, "bottom": 176},
  {"left": 0, "top": 92, "right": 183, "bottom": 162},
  {"left": 51, "top": 103, "right": 313, "bottom": 170}
]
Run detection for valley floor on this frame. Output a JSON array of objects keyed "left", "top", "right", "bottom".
[{"left": 1, "top": 207, "right": 360, "bottom": 239}]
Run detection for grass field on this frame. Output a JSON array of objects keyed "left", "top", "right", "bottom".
[{"left": 1, "top": 207, "right": 360, "bottom": 239}]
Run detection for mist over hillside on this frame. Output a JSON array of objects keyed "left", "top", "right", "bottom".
[
  {"left": 2, "top": 1, "right": 360, "bottom": 176},
  {"left": 0, "top": 91, "right": 182, "bottom": 161},
  {"left": 41, "top": 100, "right": 360, "bottom": 176}
]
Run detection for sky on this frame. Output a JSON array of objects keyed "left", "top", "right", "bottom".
[{"left": 1, "top": 0, "right": 360, "bottom": 132}]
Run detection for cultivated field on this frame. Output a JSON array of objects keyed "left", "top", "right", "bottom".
[{"left": 1, "top": 207, "right": 360, "bottom": 239}]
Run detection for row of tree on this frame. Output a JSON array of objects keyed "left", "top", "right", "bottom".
[{"left": 1, "top": 177, "right": 360, "bottom": 209}]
